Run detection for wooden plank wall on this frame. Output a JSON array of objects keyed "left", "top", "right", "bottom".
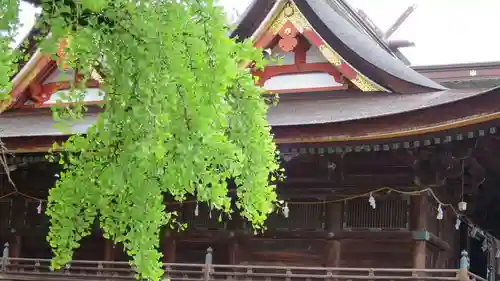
[{"left": 0, "top": 152, "right": 462, "bottom": 269}]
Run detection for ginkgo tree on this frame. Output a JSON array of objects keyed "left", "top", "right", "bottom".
[{"left": 0, "top": 0, "right": 282, "bottom": 280}]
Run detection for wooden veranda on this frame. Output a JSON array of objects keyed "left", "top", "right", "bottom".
[{"left": 0, "top": 246, "right": 486, "bottom": 281}]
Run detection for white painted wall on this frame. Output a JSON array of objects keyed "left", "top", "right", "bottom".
[
  {"left": 44, "top": 88, "right": 104, "bottom": 105},
  {"left": 306, "top": 46, "right": 328, "bottom": 63},
  {"left": 43, "top": 68, "right": 76, "bottom": 84},
  {"left": 265, "top": 45, "right": 295, "bottom": 66},
  {"left": 263, "top": 72, "right": 342, "bottom": 91}
]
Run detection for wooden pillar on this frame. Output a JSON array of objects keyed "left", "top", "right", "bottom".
[
  {"left": 10, "top": 233, "right": 21, "bottom": 259},
  {"left": 162, "top": 231, "right": 176, "bottom": 263},
  {"left": 226, "top": 201, "right": 243, "bottom": 265},
  {"left": 228, "top": 232, "right": 239, "bottom": 265},
  {"left": 325, "top": 202, "right": 342, "bottom": 267},
  {"left": 412, "top": 195, "right": 427, "bottom": 269},
  {"left": 325, "top": 238, "right": 341, "bottom": 267},
  {"left": 104, "top": 239, "right": 115, "bottom": 261},
  {"left": 11, "top": 195, "right": 23, "bottom": 259}
]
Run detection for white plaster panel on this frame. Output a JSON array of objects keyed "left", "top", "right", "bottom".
[
  {"left": 306, "top": 46, "right": 328, "bottom": 63},
  {"left": 43, "top": 68, "right": 76, "bottom": 84},
  {"left": 265, "top": 45, "right": 295, "bottom": 66},
  {"left": 263, "top": 72, "right": 342, "bottom": 91},
  {"left": 44, "top": 88, "right": 104, "bottom": 105}
]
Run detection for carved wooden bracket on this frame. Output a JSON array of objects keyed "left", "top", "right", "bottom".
[{"left": 278, "top": 22, "right": 299, "bottom": 52}]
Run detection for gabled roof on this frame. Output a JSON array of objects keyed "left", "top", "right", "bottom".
[
  {"left": 412, "top": 61, "right": 500, "bottom": 89},
  {"left": 267, "top": 89, "right": 495, "bottom": 126},
  {"left": 4, "top": 0, "right": 500, "bottom": 150},
  {"left": 0, "top": 40, "right": 102, "bottom": 113},
  {"left": 322, "top": 0, "right": 394, "bottom": 56},
  {"left": 232, "top": 0, "right": 446, "bottom": 94},
  {"left": 270, "top": 86, "right": 500, "bottom": 144}
]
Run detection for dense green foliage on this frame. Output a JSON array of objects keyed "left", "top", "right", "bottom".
[
  {"left": 0, "top": 0, "right": 19, "bottom": 100},
  {"left": 0, "top": 0, "right": 281, "bottom": 280}
]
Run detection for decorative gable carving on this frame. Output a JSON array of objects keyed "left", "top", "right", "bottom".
[
  {"left": 17, "top": 61, "right": 103, "bottom": 108},
  {"left": 2, "top": 38, "right": 105, "bottom": 111},
  {"left": 251, "top": 1, "right": 384, "bottom": 93},
  {"left": 254, "top": 22, "right": 347, "bottom": 93}
]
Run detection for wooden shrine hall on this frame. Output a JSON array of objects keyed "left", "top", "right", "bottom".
[{"left": 2, "top": 0, "right": 500, "bottom": 280}]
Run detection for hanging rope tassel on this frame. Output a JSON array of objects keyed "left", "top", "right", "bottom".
[
  {"left": 436, "top": 203, "right": 443, "bottom": 220},
  {"left": 283, "top": 202, "right": 289, "bottom": 218},
  {"left": 368, "top": 192, "right": 376, "bottom": 209}
]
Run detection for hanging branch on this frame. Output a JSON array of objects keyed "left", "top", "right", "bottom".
[
  {"left": 9, "top": 1, "right": 283, "bottom": 281},
  {"left": 0, "top": 137, "right": 15, "bottom": 189},
  {"left": 0, "top": 0, "right": 20, "bottom": 191}
]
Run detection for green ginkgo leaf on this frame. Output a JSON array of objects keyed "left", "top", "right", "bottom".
[
  {"left": 80, "top": 0, "right": 107, "bottom": 12},
  {"left": 0, "top": 0, "right": 282, "bottom": 280}
]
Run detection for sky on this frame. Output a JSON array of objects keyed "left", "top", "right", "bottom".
[{"left": 16, "top": 0, "right": 500, "bottom": 66}]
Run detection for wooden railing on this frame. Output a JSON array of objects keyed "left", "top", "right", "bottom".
[
  {"left": 0, "top": 247, "right": 487, "bottom": 281},
  {"left": 0, "top": 259, "right": 474, "bottom": 281}
]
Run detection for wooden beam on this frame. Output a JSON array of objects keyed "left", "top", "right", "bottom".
[
  {"left": 324, "top": 202, "right": 342, "bottom": 266},
  {"left": 10, "top": 195, "right": 24, "bottom": 259},
  {"left": 9, "top": 233, "right": 21, "bottom": 259},
  {"left": 228, "top": 232, "right": 239, "bottom": 265},
  {"left": 325, "top": 240, "right": 341, "bottom": 267},
  {"left": 103, "top": 239, "right": 114, "bottom": 261},
  {"left": 162, "top": 231, "right": 176, "bottom": 263}
]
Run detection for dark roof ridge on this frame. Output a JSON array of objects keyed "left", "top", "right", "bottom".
[{"left": 297, "top": 0, "right": 447, "bottom": 94}]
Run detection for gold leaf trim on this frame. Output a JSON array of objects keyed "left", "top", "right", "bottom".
[
  {"left": 269, "top": 2, "right": 310, "bottom": 35},
  {"left": 352, "top": 76, "right": 381, "bottom": 92},
  {"left": 262, "top": 1, "right": 385, "bottom": 92},
  {"left": 318, "top": 45, "right": 342, "bottom": 66},
  {"left": 0, "top": 97, "right": 13, "bottom": 114},
  {"left": 318, "top": 43, "right": 381, "bottom": 91}
]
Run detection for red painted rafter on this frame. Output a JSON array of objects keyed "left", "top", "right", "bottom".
[
  {"left": 30, "top": 80, "right": 100, "bottom": 104},
  {"left": 253, "top": 8, "right": 376, "bottom": 91},
  {"left": 252, "top": 23, "right": 348, "bottom": 93},
  {"left": 8, "top": 38, "right": 104, "bottom": 110},
  {"left": 254, "top": 63, "right": 345, "bottom": 85}
]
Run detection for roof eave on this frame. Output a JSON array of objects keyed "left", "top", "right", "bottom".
[
  {"left": 295, "top": 0, "right": 447, "bottom": 94},
  {"left": 272, "top": 89, "right": 500, "bottom": 144}
]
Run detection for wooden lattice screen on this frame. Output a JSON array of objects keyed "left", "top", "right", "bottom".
[
  {"left": 24, "top": 199, "right": 49, "bottom": 231},
  {"left": 266, "top": 201, "right": 325, "bottom": 231},
  {"left": 181, "top": 202, "right": 226, "bottom": 230},
  {"left": 343, "top": 196, "right": 409, "bottom": 231},
  {"left": 0, "top": 174, "right": 13, "bottom": 233}
]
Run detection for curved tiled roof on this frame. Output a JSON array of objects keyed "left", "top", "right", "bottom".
[
  {"left": 269, "top": 87, "right": 500, "bottom": 143},
  {"left": 3, "top": 87, "right": 498, "bottom": 140},
  {"left": 298, "top": 0, "right": 446, "bottom": 93},
  {"left": 267, "top": 88, "right": 496, "bottom": 126}
]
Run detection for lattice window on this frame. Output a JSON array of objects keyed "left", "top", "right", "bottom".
[
  {"left": 343, "top": 196, "right": 409, "bottom": 231},
  {"left": 181, "top": 202, "right": 226, "bottom": 230},
  {"left": 24, "top": 199, "right": 49, "bottom": 231},
  {"left": 266, "top": 201, "right": 325, "bottom": 231}
]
